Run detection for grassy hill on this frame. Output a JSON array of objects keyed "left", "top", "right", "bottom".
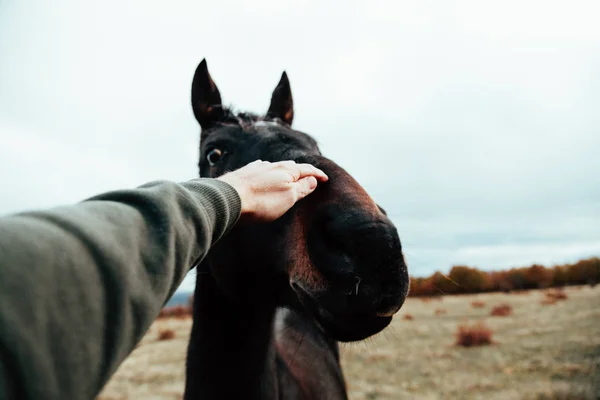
[{"left": 99, "top": 286, "right": 600, "bottom": 399}]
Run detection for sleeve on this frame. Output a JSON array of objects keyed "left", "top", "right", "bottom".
[{"left": 0, "top": 178, "right": 241, "bottom": 400}]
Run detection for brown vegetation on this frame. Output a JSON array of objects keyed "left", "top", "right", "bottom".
[
  {"left": 435, "top": 308, "right": 447, "bottom": 316},
  {"left": 157, "top": 329, "right": 176, "bottom": 341},
  {"left": 545, "top": 289, "right": 568, "bottom": 301},
  {"left": 100, "top": 286, "right": 600, "bottom": 400},
  {"left": 471, "top": 300, "right": 486, "bottom": 308},
  {"left": 409, "top": 257, "right": 599, "bottom": 297},
  {"left": 402, "top": 314, "right": 414, "bottom": 321},
  {"left": 490, "top": 304, "right": 512, "bottom": 317},
  {"left": 455, "top": 321, "right": 493, "bottom": 347},
  {"left": 540, "top": 289, "right": 569, "bottom": 305},
  {"left": 157, "top": 305, "right": 192, "bottom": 319},
  {"left": 540, "top": 298, "right": 557, "bottom": 306}
]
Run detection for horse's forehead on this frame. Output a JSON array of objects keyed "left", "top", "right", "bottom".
[{"left": 252, "top": 120, "right": 280, "bottom": 128}]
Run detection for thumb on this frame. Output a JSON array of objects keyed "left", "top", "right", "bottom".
[{"left": 294, "top": 176, "right": 318, "bottom": 201}]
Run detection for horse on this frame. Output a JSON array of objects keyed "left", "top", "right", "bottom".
[{"left": 184, "top": 59, "right": 409, "bottom": 399}]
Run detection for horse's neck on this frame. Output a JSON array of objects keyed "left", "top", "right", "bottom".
[
  {"left": 274, "top": 309, "right": 349, "bottom": 400},
  {"left": 184, "top": 272, "right": 279, "bottom": 400}
]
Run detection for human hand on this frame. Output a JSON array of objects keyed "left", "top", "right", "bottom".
[{"left": 217, "top": 160, "right": 329, "bottom": 222}]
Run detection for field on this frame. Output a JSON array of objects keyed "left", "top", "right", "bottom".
[{"left": 98, "top": 286, "right": 600, "bottom": 399}]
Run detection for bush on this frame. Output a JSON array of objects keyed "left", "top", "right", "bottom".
[
  {"left": 471, "top": 301, "right": 486, "bottom": 308},
  {"left": 158, "top": 305, "right": 192, "bottom": 319},
  {"left": 490, "top": 304, "right": 512, "bottom": 317},
  {"left": 435, "top": 308, "right": 447, "bottom": 316},
  {"left": 567, "top": 258, "right": 600, "bottom": 285},
  {"left": 402, "top": 314, "right": 414, "bottom": 321},
  {"left": 545, "top": 289, "right": 568, "bottom": 301},
  {"left": 431, "top": 271, "right": 457, "bottom": 295},
  {"left": 523, "top": 264, "right": 553, "bottom": 289},
  {"left": 448, "top": 266, "right": 490, "bottom": 293},
  {"left": 406, "top": 257, "right": 598, "bottom": 297},
  {"left": 455, "top": 321, "right": 493, "bottom": 347},
  {"left": 157, "top": 329, "right": 176, "bottom": 341},
  {"left": 540, "top": 298, "right": 557, "bottom": 306}
]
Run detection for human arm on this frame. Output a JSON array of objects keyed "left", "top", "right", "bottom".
[
  {"left": 0, "top": 160, "right": 327, "bottom": 400},
  {"left": 0, "top": 179, "right": 241, "bottom": 400}
]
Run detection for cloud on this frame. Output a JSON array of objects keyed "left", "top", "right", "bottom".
[{"left": 1, "top": 0, "right": 599, "bottom": 293}]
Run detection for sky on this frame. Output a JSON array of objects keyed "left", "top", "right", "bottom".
[{"left": 1, "top": 0, "right": 599, "bottom": 292}]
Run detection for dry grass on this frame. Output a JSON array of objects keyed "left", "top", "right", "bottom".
[
  {"left": 455, "top": 321, "right": 493, "bottom": 347},
  {"left": 99, "top": 285, "right": 600, "bottom": 400},
  {"left": 490, "top": 303, "right": 513, "bottom": 317}
]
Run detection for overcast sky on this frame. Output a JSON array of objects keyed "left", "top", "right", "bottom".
[{"left": 1, "top": 0, "right": 599, "bottom": 292}]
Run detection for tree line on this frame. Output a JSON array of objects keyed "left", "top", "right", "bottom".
[{"left": 408, "top": 256, "right": 600, "bottom": 297}]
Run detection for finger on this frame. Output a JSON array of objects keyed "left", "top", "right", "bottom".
[
  {"left": 293, "top": 176, "right": 318, "bottom": 201},
  {"left": 294, "top": 163, "right": 329, "bottom": 182}
]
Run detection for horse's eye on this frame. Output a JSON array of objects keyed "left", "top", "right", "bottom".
[{"left": 206, "top": 149, "right": 223, "bottom": 166}]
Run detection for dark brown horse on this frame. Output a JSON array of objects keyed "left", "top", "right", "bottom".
[{"left": 184, "top": 59, "right": 409, "bottom": 399}]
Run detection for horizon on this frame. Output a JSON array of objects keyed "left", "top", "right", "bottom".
[{"left": 1, "top": 1, "right": 599, "bottom": 294}]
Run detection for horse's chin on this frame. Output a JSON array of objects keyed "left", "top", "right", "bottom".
[
  {"left": 312, "top": 306, "right": 393, "bottom": 342},
  {"left": 294, "top": 286, "right": 392, "bottom": 342}
]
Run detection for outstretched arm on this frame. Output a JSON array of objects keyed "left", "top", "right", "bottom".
[
  {"left": 0, "top": 179, "right": 241, "bottom": 400},
  {"left": 0, "top": 160, "right": 327, "bottom": 400}
]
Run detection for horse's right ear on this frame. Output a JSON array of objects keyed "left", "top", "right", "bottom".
[{"left": 191, "top": 59, "right": 224, "bottom": 130}]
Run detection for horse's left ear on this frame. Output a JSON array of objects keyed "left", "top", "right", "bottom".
[
  {"left": 191, "top": 59, "right": 224, "bottom": 130},
  {"left": 267, "top": 72, "right": 294, "bottom": 126}
]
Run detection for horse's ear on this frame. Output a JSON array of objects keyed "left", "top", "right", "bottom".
[
  {"left": 267, "top": 72, "right": 294, "bottom": 125},
  {"left": 191, "top": 59, "right": 224, "bottom": 130}
]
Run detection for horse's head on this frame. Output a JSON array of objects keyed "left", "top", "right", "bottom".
[{"left": 191, "top": 59, "right": 409, "bottom": 342}]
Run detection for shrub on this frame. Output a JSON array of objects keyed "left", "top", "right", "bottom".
[
  {"left": 540, "top": 298, "right": 557, "bottom": 306},
  {"left": 523, "top": 264, "right": 553, "bottom": 289},
  {"left": 545, "top": 289, "right": 568, "bottom": 301},
  {"left": 435, "top": 308, "right": 447, "bottom": 316},
  {"left": 406, "top": 256, "right": 598, "bottom": 297},
  {"left": 490, "top": 304, "right": 512, "bottom": 317},
  {"left": 158, "top": 305, "right": 192, "bottom": 319},
  {"left": 448, "top": 266, "right": 490, "bottom": 293},
  {"left": 455, "top": 321, "right": 493, "bottom": 347},
  {"left": 157, "top": 329, "right": 176, "bottom": 341},
  {"left": 567, "top": 258, "right": 600, "bottom": 285},
  {"left": 428, "top": 271, "right": 456, "bottom": 295},
  {"left": 402, "top": 314, "right": 414, "bottom": 321},
  {"left": 471, "top": 301, "right": 486, "bottom": 308}
]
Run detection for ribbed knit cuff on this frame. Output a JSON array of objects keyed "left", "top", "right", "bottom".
[{"left": 180, "top": 178, "right": 242, "bottom": 244}]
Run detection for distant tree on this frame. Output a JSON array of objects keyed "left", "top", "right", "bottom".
[
  {"left": 448, "top": 265, "right": 489, "bottom": 293},
  {"left": 405, "top": 257, "right": 599, "bottom": 297},
  {"left": 524, "top": 264, "right": 552, "bottom": 289},
  {"left": 551, "top": 265, "right": 569, "bottom": 287}
]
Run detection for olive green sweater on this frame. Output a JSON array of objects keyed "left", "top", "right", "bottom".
[{"left": 0, "top": 179, "right": 242, "bottom": 400}]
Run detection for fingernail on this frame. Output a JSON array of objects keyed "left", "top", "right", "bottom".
[{"left": 308, "top": 176, "right": 318, "bottom": 190}]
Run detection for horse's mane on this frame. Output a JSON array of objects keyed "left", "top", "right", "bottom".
[{"left": 213, "top": 106, "right": 287, "bottom": 130}]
